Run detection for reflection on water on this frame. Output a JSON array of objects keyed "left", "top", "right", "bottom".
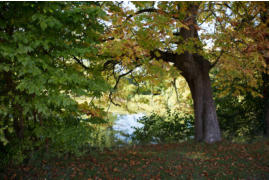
[{"left": 112, "top": 113, "right": 144, "bottom": 142}]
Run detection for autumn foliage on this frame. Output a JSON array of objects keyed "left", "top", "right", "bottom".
[{"left": 1, "top": 1, "right": 269, "bottom": 179}]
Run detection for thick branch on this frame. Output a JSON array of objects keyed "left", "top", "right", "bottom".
[
  {"left": 126, "top": 7, "right": 184, "bottom": 22},
  {"left": 150, "top": 49, "right": 177, "bottom": 64},
  {"left": 73, "top": 56, "right": 89, "bottom": 70},
  {"left": 126, "top": 8, "right": 158, "bottom": 21},
  {"left": 103, "top": 59, "right": 119, "bottom": 70}
]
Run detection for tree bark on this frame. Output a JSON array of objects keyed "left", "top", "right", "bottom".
[
  {"left": 153, "top": 49, "right": 222, "bottom": 143},
  {"left": 174, "top": 3, "right": 221, "bottom": 143},
  {"left": 176, "top": 54, "right": 221, "bottom": 143}
]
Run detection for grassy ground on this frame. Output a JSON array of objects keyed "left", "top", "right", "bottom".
[{"left": 3, "top": 139, "right": 269, "bottom": 179}]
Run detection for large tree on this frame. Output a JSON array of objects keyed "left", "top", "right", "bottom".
[{"left": 102, "top": 2, "right": 223, "bottom": 143}]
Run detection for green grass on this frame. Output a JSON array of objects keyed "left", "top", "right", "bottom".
[{"left": 3, "top": 139, "right": 269, "bottom": 179}]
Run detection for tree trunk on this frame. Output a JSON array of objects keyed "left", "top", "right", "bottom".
[
  {"left": 177, "top": 54, "right": 221, "bottom": 143},
  {"left": 154, "top": 48, "right": 222, "bottom": 143},
  {"left": 151, "top": 3, "right": 222, "bottom": 143}
]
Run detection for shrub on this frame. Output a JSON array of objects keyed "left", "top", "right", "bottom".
[{"left": 131, "top": 109, "right": 194, "bottom": 144}]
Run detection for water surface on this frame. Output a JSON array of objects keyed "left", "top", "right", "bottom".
[{"left": 112, "top": 113, "right": 144, "bottom": 142}]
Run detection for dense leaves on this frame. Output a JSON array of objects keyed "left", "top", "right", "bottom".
[
  {"left": 132, "top": 109, "right": 194, "bottom": 144},
  {"left": 0, "top": 1, "right": 109, "bottom": 166},
  {"left": 214, "top": 84, "right": 264, "bottom": 140}
]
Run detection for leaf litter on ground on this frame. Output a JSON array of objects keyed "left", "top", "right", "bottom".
[{"left": 3, "top": 139, "right": 269, "bottom": 179}]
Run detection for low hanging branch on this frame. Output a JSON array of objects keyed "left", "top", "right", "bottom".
[{"left": 109, "top": 64, "right": 141, "bottom": 106}]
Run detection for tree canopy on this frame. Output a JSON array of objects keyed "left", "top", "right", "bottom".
[{"left": 0, "top": 2, "right": 109, "bottom": 156}]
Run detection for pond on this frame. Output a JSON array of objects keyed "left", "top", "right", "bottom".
[
  {"left": 112, "top": 113, "right": 144, "bottom": 142},
  {"left": 96, "top": 113, "right": 193, "bottom": 147}
]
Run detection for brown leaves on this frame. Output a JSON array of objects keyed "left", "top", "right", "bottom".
[
  {"left": 129, "top": 160, "right": 136, "bottom": 166},
  {"left": 201, "top": 171, "right": 208, "bottom": 177},
  {"left": 113, "top": 167, "right": 119, "bottom": 172},
  {"left": 4, "top": 140, "right": 269, "bottom": 179}
]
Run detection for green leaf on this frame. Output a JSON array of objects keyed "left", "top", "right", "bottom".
[{"left": 40, "top": 21, "right": 47, "bottom": 30}]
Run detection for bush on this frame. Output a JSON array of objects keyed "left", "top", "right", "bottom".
[
  {"left": 215, "top": 91, "right": 264, "bottom": 141},
  {"left": 131, "top": 109, "right": 194, "bottom": 144}
]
